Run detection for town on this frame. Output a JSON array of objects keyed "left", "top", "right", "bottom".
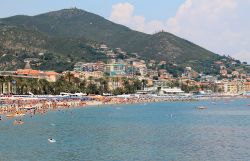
[{"left": 0, "top": 43, "right": 249, "bottom": 96}]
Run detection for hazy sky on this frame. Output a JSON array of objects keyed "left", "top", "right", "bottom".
[{"left": 1, "top": 0, "right": 249, "bottom": 63}]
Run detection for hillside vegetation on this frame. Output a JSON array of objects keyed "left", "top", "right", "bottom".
[{"left": 0, "top": 8, "right": 244, "bottom": 73}]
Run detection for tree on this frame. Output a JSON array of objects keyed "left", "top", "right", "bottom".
[
  {"left": 132, "top": 79, "right": 142, "bottom": 91},
  {"left": 122, "top": 78, "right": 131, "bottom": 94},
  {"left": 27, "top": 78, "right": 39, "bottom": 94},
  {"left": 54, "top": 77, "right": 72, "bottom": 94},
  {"left": 0, "top": 76, "right": 6, "bottom": 94},
  {"left": 86, "top": 83, "right": 98, "bottom": 94},
  {"left": 79, "top": 79, "right": 87, "bottom": 93},
  {"left": 112, "top": 87, "right": 124, "bottom": 95},
  {"left": 98, "top": 77, "right": 109, "bottom": 94},
  {"left": 122, "top": 78, "right": 142, "bottom": 94},
  {"left": 142, "top": 79, "right": 147, "bottom": 90},
  {"left": 64, "top": 71, "right": 74, "bottom": 83},
  {"left": 16, "top": 78, "right": 28, "bottom": 94},
  {"left": 38, "top": 79, "right": 53, "bottom": 94}
]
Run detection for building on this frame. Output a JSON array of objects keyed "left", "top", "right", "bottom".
[
  {"left": 200, "top": 75, "right": 218, "bottom": 83},
  {"left": 159, "top": 69, "right": 172, "bottom": 79},
  {"left": 126, "top": 61, "right": 148, "bottom": 76},
  {"left": 223, "top": 79, "right": 246, "bottom": 94},
  {"left": 100, "top": 44, "right": 108, "bottom": 51},
  {"left": 147, "top": 69, "right": 158, "bottom": 78},
  {"left": 224, "top": 82, "right": 238, "bottom": 94},
  {"left": 108, "top": 78, "right": 123, "bottom": 90},
  {"left": 105, "top": 60, "right": 126, "bottom": 76},
  {"left": 72, "top": 71, "right": 104, "bottom": 79},
  {"left": 74, "top": 62, "right": 86, "bottom": 72},
  {"left": 153, "top": 79, "right": 170, "bottom": 87},
  {"left": 133, "top": 61, "right": 147, "bottom": 76},
  {"left": 43, "top": 71, "right": 59, "bottom": 82},
  {"left": 106, "top": 50, "right": 116, "bottom": 58},
  {"left": 245, "top": 82, "right": 250, "bottom": 92},
  {"left": 74, "top": 62, "right": 105, "bottom": 72},
  {"left": 159, "top": 87, "right": 185, "bottom": 95},
  {"left": 15, "top": 69, "right": 59, "bottom": 82},
  {"left": 232, "top": 71, "right": 240, "bottom": 77},
  {"left": 220, "top": 69, "right": 228, "bottom": 77},
  {"left": 182, "top": 67, "right": 198, "bottom": 79}
]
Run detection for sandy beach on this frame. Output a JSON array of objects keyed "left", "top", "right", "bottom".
[
  {"left": 0, "top": 94, "right": 248, "bottom": 118},
  {"left": 0, "top": 95, "right": 199, "bottom": 117}
]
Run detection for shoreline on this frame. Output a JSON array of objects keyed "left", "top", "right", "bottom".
[{"left": 0, "top": 95, "right": 248, "bottom": 119}]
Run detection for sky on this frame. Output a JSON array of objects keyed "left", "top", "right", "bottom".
[{"left": 1, "top": 0, "right": 249, "bottom": 63}]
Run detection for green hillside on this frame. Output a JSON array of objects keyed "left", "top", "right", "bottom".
[
  {"left": 0, "top": 8, "right": 243, "bottom": 73},
  {"left": 0, "top": 24, "right": 107, "bottom": 71},
  {"left": 1, "top": 8, "right": 149, "bottom": 49}
]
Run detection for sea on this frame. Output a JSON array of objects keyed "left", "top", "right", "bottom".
[{"left": 0, "top": 98, "right": 250, "bottom": 161}]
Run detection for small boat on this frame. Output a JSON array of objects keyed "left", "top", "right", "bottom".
[
  {"left": 197, "top": 106, "right": 207, "bottom": 110},
  {"left": 6, "top": 114, "right": 15, "bottom": 118},
  {"left": 48, "top": 138, "right": 56, "bottom": 143},
  {"left": 13, "top": 120, "right": 24, "bottom": 125}
]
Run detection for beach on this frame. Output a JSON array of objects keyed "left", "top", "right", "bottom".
[{"left": 0, "top": 94, "right": 248, "bottom": 118}]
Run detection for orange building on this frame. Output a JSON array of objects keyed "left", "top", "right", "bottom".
[
  {"left": 16, "top": 69, "right": 40, "bottom": 75},
  {"left": 245, "top": 82, "right": 250, "bottom": 92},
  {"left": 15, "top": 69, "right": 59, "bottom": 82}
]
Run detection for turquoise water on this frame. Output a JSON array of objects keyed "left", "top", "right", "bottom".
[{"left": 1, "top": 98, "right": 250, "bottom": 161}]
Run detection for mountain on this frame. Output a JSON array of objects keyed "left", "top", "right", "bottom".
[
  {"left": 0, "top": 24, "right": 107, "bottom": 71},
  {"left": 0, "top": 8, "right": 245, "bottom": 73}
]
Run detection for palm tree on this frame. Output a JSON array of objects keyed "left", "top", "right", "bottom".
[
  {"left": 86, "top": 82, "right": 98, "bottom": 94},
  {"left": 103, "top": 77, "right": 109, "bottom": 93},
  {"left": 64, "top": 71, "right": 74, "bottom": 83},
  {"left": 16, "top": 78, "right": 27, "bottom": 94},
  {"left": 5, "top": 76, "right": 13, "bottom": 94},
  {"left": 26, "top": 78, "right": 39, "bottom": 94},
  {"left": 54, "top": 77, "right": 70, "bottom": 94},
  {"left": 132, "top": 79, "right": 142, "bottom": 92},
  {"left": 98, "top": 77, "right": 109, "bottom": 94},
  {"left": 122, "top": 78, "right": 131, "bottom": 94},
  {"left": 142, "top": 79, "right": 147, "bottom": 90},
  {"left": 38, "top": 79, "right": 51, "bottom": 94},
  {"left": 0, "top": 76, "right": 6, "bottom": 94},
  {"left": 79, "top": 79, "right": 87, "bottom": 93}
]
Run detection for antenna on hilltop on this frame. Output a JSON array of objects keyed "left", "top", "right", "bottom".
[{"left": 71, "top": 0, "right": 77, "bottom": 9}]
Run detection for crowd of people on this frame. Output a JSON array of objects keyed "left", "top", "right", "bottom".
[
  {"left": 0, "top": 95, "right": 198, "bottom": 118},
  {"left": 1, "top": 94, "right": 247, "bottom": 126}
]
